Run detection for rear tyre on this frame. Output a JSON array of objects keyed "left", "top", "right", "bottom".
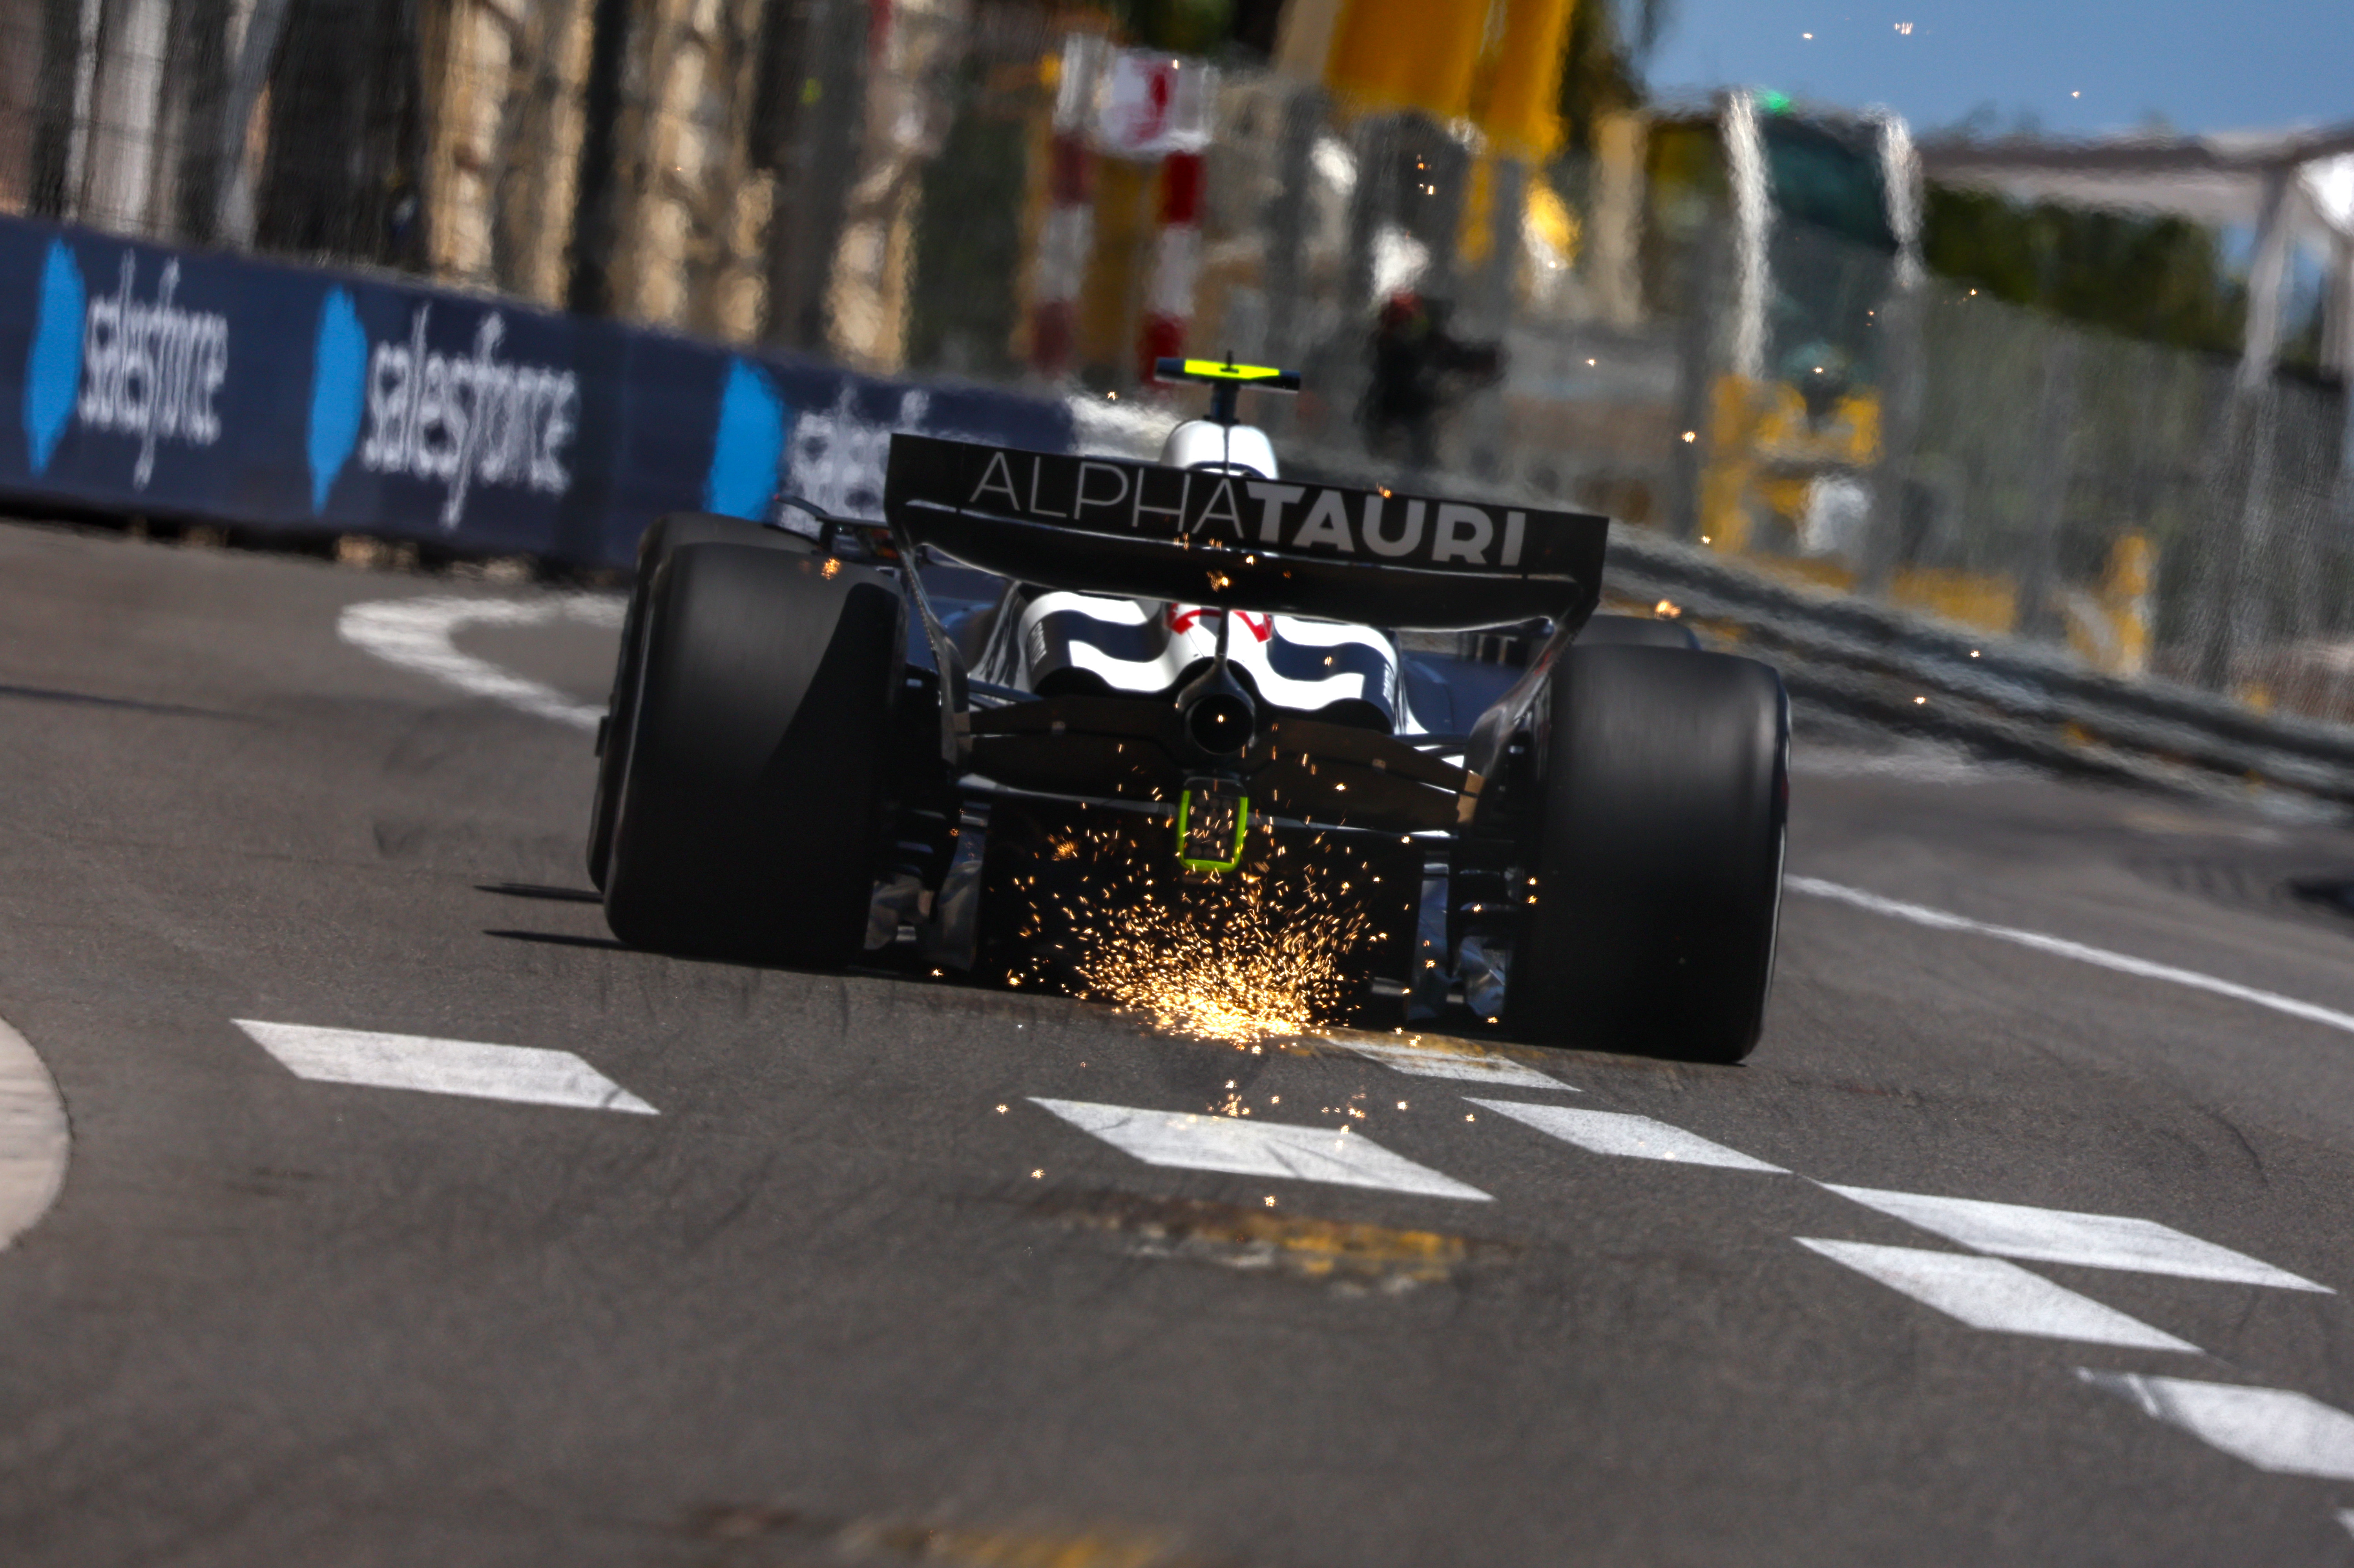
[
  {"left": 587, "top": 513, "right": 815, "bottom": 890},
  {"left": 602, "top": 542, "right": 902, "bottom": 965},
  {"left": 1505, "top": 645, "right": 1786, "bottom": 1063}
]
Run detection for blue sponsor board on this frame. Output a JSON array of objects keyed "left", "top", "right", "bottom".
[
  {"left": 600, "top": 334, "right": 1075, "bottom": 566},
  {"left": 0, "top": 212, "right": 1072, "bottom": 568},
  {"left": 2, "top": 228, "right": 253, "bottom": 511},
  {"left": 301, "top": 276, "right": 601, "bottom": 555}
]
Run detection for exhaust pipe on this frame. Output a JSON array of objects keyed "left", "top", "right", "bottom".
[{"left": 1177, "top": 662, "right": 1255, "bottom": 755}]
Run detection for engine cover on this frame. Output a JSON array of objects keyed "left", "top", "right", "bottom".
[{"left": 974, "top": 587, "right": 1411, "bottom": 733}]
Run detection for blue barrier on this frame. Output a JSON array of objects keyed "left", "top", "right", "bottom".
[{"left": 0, "top": 213, "right": 1073, "bottom": 568}]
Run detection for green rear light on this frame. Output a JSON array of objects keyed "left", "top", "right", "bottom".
[{"left": 1175, "top": 788, "right": 1250, "bottom": 873}]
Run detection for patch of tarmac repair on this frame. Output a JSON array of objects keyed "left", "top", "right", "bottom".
[
  {"left": 1031, "top": 1187, "right": 1517, "bottom": 1294},
  {"left": 682, "top": 1504, "right": 1218, "bottom": 1567}
]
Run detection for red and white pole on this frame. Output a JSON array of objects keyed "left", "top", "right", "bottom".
[
  {"left": 1139, "top": 146, "right": 1203, "bottom": 384},
  {"left": 1029, "top": 36, "right": 1102, "bottom": 377}
]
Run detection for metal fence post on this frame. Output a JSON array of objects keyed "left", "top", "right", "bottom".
[
  {"left": 1859, "top": 111, "right": 1924, "bottom": 593},
  {"left": 1321, "top": 108, "right": 1399, "bottom": 416},
  {"left": 1260, "top": 82, "right": 1322, "bottom": 375},
  {"left": 2186, "top": 165, "right": 2297, "bottom": 693},
  {"left": 1460, "top": 152, "right": 1523, "bottom": 481},
  {"left": 209, "top": 0, "right": 289, "bottom": 244},
  {"left": 2013, "top": 334, "right": 2080, "bottom": 640},
  {"left": 28, "top": 0, "right": 86, "bottom": 217},
  {"left": 1662, "top": 214, "right": 1723, "bottom": 542},
  {"left": 1859, "top": 278, "right": 1924, "bottom": 592},
  {"left": 166, "top": 0, "right": 232, "bottom": 242},
  {"left": 756, "top": 0, "right": 867, "bottom": 351}
]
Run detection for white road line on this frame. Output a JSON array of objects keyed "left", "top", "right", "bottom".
[
  {"left": 1823, "top": 1185, "right": 2326, "bottom": 1291},
  {"left": 1789, "top": 876, "right": 2354, "bottom": 1039},
  {"left": 1029, "top": 1098, "right": 1490, "bottom": 1201},
  {"left": 1467, "top": 1101, "right": 1786, "bottom": 1172},
  {"left": 0, "top": 1014, "right": 68, "bottom": 1254},
  {"left": 1791, "top": 746, "right": 2021, "bottom": 784},
  {"left": 2335, "top": 1508, "right": 2354, "bottom": 1541},
  {"left": 1336, "top": 1037, "right": 1573, "bottom": 1089},
  {"left": 1797, "top": 1240, "right": 2199, "bottom": 1351},
  {"left": 337, "top": 595, "right": 622, "bottom": 731},
  {"left": 2080, "top": 1372, "right": 2354, "bottom": 1480},
  {"left": 235, "top": 1021, "right": 656, "bottom": 1114}
]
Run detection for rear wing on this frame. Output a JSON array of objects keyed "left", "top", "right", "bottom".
[{"left": 883, "top": 434, "right": 1607, "bottom": 633}]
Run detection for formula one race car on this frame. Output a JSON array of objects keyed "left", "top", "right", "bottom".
[{"left": 584, "top": 360, "right": 1787, "bottom": 1063}]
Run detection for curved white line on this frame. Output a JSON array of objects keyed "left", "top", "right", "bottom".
[
  {"left": 0, "top": 1014, "right": 69, "bottom": 1254},
  {"left": 337, "top": 595, "right": 621, "bottom": 731},
  {"left": 1790, "top": 876, "right": 2354, "bottom": 1038}
]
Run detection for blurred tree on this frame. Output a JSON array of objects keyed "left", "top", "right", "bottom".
[
  {"left": 1557, "top": 0, "right": 1671, "bottom": 157},
  {"left": 906, "top": 52, "right": 1031, "bottom": 377},
  {"left": 1922, "top": 188, "right": 2248, "bottom": 358},
  {"left": 255, "top": 0, "right": 427, "bottom": 269},
  {"left": 745, "top": 0, "right": 869, "bottom": 346},
  {"left": 167, "top": 0, "right": 235, "bottom": 243},
  {"left": 1225, "top": 0, "right": 1285, "bottom": 57},
  {"left": 27, "top": 0, "right": 82, "bottom": 217},
  {"left": 1113, "top": 0, "right": 1235, "bottom": 54}
]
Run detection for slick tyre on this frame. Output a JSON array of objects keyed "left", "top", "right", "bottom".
[
  {"left": 587, "top": 513, "right": 814, "bottom": 890},
  {"left": 1507, "top": 645, "right": 1787, "bottom": 1063},
  {"left": 602, "top": 541, "right": 902, "bottom": 965}
]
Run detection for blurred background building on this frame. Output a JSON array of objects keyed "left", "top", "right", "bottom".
[{"left": 2, "top": 0, "right": 2352, "bottom": 713}]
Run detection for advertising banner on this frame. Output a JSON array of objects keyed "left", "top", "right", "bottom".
[
  {"left": 0, "top": 224, "right": 264, "bottom": 521},
  {"left": 0, "top": 213, "right": 1073, "bottom": 569}
]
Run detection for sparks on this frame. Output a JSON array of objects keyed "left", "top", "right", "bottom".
[{"left": 1018, "top": 817, "right": 1381, "bottom": 1044}]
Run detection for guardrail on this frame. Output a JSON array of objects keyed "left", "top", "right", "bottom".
[
  {"left": 0, "top": 213, "right": 1071, "bottom": 570},
  {"left": 1606, "top": 525, "right": 2354, "bottom": 809},
  {"left": 1242, "top": 403, "right": 2354, "bottom": 812}
]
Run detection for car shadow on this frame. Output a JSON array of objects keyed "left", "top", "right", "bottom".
[
  {"left": 0, "top": 681, "right": 244, "bottom": 720},
  {"left": 483, "top": 928, "right": 631, "bottom": 951},
  {"left": 475, "top": 882, "right": 605, "bottom": 904}
]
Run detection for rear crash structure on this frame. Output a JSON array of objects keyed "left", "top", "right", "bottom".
[{"left": 586, "top": 363, "right": 1788, "bottom": 1063}]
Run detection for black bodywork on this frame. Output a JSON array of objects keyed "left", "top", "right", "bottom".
[
  {"left": 842, "top": 434, "right": 1615, "bottom": 1023},
  {"left": 879, "top": 434, "right": 1608, "bottom": 825}
]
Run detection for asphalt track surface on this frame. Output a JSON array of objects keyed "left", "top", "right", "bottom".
[{"left": 7, "top": 520, "right": 2354, "bottom": 1566}]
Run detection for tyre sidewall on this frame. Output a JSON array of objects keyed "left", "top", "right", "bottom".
[
  {"left": 604, "top": 542, "right": 901, "bottom": 964},
  {"left": 588, "top": 513, "right": 816, "bottom": 888},
  {"left": 1510, "top": 645, "right": 1788, "bottom": 1061}
]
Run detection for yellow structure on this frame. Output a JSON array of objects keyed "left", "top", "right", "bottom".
[
  {"left": 1473, "top": 0, "right": 1578, "bottom": 158},
  {"left": 1703, "top": 370, "right": 2024, "bottom": 636},
  {"left": 1700, "top": 370, "right": 2164, "bottom": 646},
  {"left": 1891, "top": 567, "right": 2018, "bottom": 635},
  {"left": 2062, "top": 532, "right": 2156, "bottom": 676},
  {"left": 1319, "top": 0, "right": 1575, "bottom": 157},
  {"left": 1324, "top": 0, "right": 1492, "bottom": 122},
  {"left": 1700, "top": 372, "right": 1880, "bottom": 556}
]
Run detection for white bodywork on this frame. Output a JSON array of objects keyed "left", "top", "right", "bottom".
[
  {"left": 1157, "top": 418, "right": 1280, "bottom": 478},
  {"left": 977, "top": 420, "right": 1418, "bottom": 733}
]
